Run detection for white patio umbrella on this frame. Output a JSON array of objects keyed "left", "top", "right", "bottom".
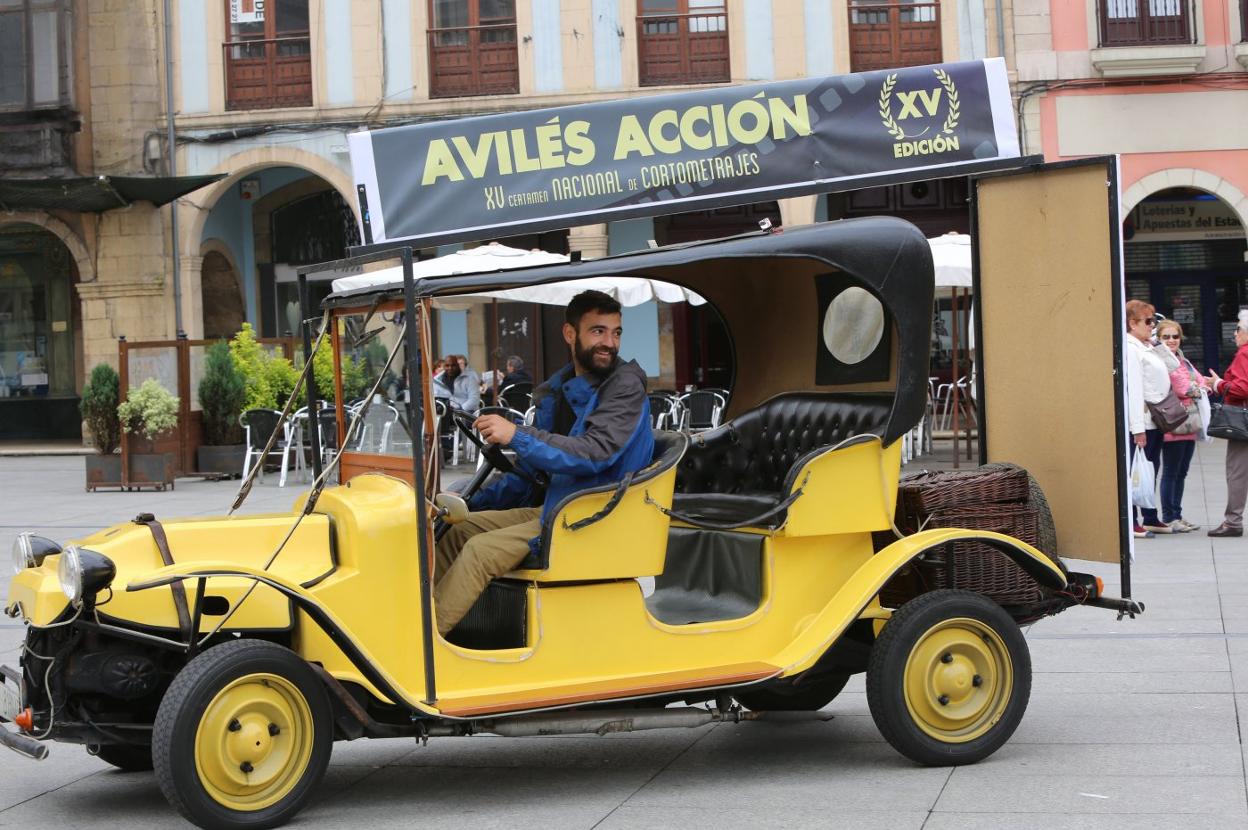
[
  {"left": 330, "top": 242, "right": 705, "bottom": 306},
  {"left": 928, "top": 232, "right": 972, "bottom": 287}
]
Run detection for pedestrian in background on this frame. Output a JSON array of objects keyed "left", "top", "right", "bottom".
[
  {"left": 1157, "top": 319, "right": 1208, "bottom": 533},
  {"left": 1125, "top": 299, "right": 1172, "bottom": 537},
  {"left": 1206, "top": 319, "right": 1248, "bottom": 538}
]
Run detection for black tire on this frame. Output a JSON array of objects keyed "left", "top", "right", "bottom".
[
  {"left": 152, "top": 639, "right": 333, "bottom": 830},
  {"left": 736, "top": 673, "right": 851, "bottom": 712},
  {"left": 867, "top": 589, "right": 1030, "bottom": 766},
  {"left": 90, "top": 743, "right": 154, "bottom": 772}
]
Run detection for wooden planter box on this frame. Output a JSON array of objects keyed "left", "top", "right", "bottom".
[
  {"left": 85, "top": 450, "right": 176, "bottom": 491},
  {"left": 196, "top": 444, "right": 246, "bottom": 478}
]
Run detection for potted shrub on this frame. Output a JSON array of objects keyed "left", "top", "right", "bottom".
[
  {"left": 118, "top": 378, "right": 180, "bottom": 489},
  {"left": 197, "top": 341, "right": 247, "bottom": 475},
  {"left": 81, "top": 363, "right": 122, "bottom": 490}
]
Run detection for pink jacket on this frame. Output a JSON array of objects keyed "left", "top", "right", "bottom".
[{"left": 1165, "top": 355, "right": 1209, "bottom": 442}]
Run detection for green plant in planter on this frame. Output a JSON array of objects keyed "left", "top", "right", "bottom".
[
  {"left": 229, "top": 323, "right": 274, "bottom": 411},
  {"left": 80, "top": 363, "right": 120, "bottom": 454},
  {"left": 264, "top": 354, "right": 299, "bottom": 408},
  {"left": 310, "top": 339, "right": 368, "bottom": 404},
  {"left": 199, "top": 342, "right": 245, "bottom": 445},
  {"left": 118, "top": 379, "right": 180, "bottom": 441}
]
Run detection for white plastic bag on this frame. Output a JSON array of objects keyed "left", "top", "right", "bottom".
[
  {"left": 1197, "top": 390, "right": 1213, "bottom": 443},
  {"left": 1130, "top": 446, "right": 1156, "bottom": 509}
]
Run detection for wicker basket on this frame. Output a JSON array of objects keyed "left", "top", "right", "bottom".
[
  {"left": 899, "top": 465, "right": 1030, "bottom": 514},
  {"left": 881, "top": 464, "right": 1063, "bottom": 608}
]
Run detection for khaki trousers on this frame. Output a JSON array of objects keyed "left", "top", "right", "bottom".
[
  {"left": 1225, "top": 440, "right": 1248, "bottom": 529},
  {"left": 433, "top": 507, "right": 541, "bottom": 635}
]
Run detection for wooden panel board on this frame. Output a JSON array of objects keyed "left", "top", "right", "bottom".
[{"left": 975, "top": 162, "right": 1124, "bottom": 564}]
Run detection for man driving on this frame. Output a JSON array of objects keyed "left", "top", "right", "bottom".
[{"left": 434, "top": 290, "right": 653, "bottom": 636}]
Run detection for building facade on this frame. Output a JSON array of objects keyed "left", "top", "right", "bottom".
[
  {"left": 1014, "top": 0, "right": 1248, "bottom": 372},
  {"left": 2, "top": 0, "right": 1006, "bottom": 439}
]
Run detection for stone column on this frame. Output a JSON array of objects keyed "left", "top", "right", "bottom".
[
  {"left": 568, "top": 223, "right": 609, "bottom": 260},
  {"left": 179, "top": 254, "right": 205, "bottom": 340}
]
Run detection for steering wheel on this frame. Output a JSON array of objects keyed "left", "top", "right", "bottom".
[{"left": 447, "top": 407, "right": 547, "bottom": 489}]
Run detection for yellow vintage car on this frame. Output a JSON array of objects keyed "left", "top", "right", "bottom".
[{"left": 2, "top": 217, "right": 1136, "bottom": 830}]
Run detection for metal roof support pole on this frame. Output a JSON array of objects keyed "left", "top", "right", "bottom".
[
  {"left": 162, "top": 0, "right": 183, "bottom": 337},
  {"left": 401, "top": 248, "right": 438, "bottom": 705},
  {"left": 299, "top": 273, "right": 324, "bottom": 480}
]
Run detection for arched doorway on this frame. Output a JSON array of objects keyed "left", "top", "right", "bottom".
[
  {"left": 1123, "top": 186, "right": 1248, "bottom": 372},
  {"left": 198, "top": 166, "right": 360, "bottom": 338},
  {"left": 200, "top": 250, "right": 246, "bottom": 341},
  {"left": 0, "top": 223, "right": 80, "bottom": 440}
]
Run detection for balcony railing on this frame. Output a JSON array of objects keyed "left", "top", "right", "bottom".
[
  {"left": 848, "top": 1, "right": 942, "bottom": 73},
  {"left": 428, "top": 24, "right": 519, "bottom": 98},
  {"left": 1097, "top": 0, "right": 1194, "bottom": 46},
  {"left": 637, "top": 11, "right": 730, "bottom": 87},
  {"left": 224, "top": 36, "right": 312, "bottom": 111}
]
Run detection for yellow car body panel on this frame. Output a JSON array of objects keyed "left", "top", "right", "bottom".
[
  {"left": 11, "top": 515, "right": 335, "bottom": 632},
  {"left": 772, "top": 527, "right": 1067, "bottom": 676},
  {"left": 780, "top": 438, "right": 902, "bottom": 536}
]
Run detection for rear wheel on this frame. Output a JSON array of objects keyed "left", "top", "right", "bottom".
[
  {"left": 736, "top": 672, "right": 851, "bottom": 712},
  {"left": 867, "top": 589, "right": 1030, "bottom": 766},
  {"left": 90, "top": 743, "right": 153, "bottom": 772},
  {"left": 153, "top": 639, "right": 333, "bottom": 830}
]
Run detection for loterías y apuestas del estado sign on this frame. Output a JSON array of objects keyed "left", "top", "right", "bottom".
[{"left": 349, "top": 58, "right": 1019, "bottom": 248}]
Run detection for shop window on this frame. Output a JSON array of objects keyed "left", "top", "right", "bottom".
[
  {"left": 0, "top": 226, "right": 75, "bottom": 400},
  {"left": 637, "top": 0, "right": 729, "bottom": 87},
  {"left": 428, "top": 0, "right": 519, "bottom": 98},
  {"left": 1097, "top": 0, "right": 1193, "bottom": 46},
  {"left": 224, "top": 0, "right": 312, "bottom": 111},
  {"left": 848, "top": 0, "right": 941, "bottom": 73},
  {"left": 0, "top": 0, "right": 72, "bottom": 112}
]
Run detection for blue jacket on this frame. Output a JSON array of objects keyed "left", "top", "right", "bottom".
[{"left": 469, "top": 358, "right": 654, "bottom": 551}]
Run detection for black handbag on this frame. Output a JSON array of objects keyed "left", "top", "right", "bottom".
[
  {"left": 1207, "top": 402, "right": 1248, "bottom": 442},
  {"left": 1147, "top": 389, "right": 1189, "bottom": 433}
]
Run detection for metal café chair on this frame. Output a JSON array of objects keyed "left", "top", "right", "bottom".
[
  {"left": 677, "top": 390, "right": 726, "bottom": 432},
  {"left": 647, "top": 393, "right": 679, "bottom": 430},
  {"left": 499, "top": 382, "right": 533, "bottom": 411},
  {"left": 240, "top": 408, "right": 304, "bottom": 486}
]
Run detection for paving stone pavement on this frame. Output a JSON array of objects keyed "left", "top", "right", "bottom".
[{"left": 0, "top": 444, "right": 1246, "bottom": 829}]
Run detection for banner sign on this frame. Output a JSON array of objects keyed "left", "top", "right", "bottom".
[
  {"left": 349, "top": 58, "right": 1019, "bottom": 247},
  {"left": 229, "top": 0, "right": 264, "bottom": 24},
  {"left": 1127, "top": 200, "right": 1244, "bottom": 242}
]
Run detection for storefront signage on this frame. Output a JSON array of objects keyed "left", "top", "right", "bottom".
[
  {"left": 349, "top": 58, "right": 1019, "bottom": 247},
  {"left": 229, "top": 0, "right": 264, "bottom": 24},
  {"left": 1129, "top": 200, "right": 1244, "bottom": 242}
]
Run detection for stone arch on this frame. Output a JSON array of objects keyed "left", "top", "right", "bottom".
[
  {"left": 0, "top": 211, "right": 93, "bottom": 282},
  {"left": 179, "top": 147, "right": 358, "bottom": 260},
  {"left": 199, "top": 238, "right": 245, "bottom": 340},
  {"left": 1122, "top": 169, "right": 1248, "bottom": 234}
]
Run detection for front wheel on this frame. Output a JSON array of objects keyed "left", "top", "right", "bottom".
[
  {"left": 152, "top": 639, "right": 333, "bottom": 830},
  {"left": 866, "top": 589, "right": 1030, "bottom": 766}
]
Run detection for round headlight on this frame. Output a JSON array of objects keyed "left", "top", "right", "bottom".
[
  {"left": 11, "top": 533, "right": 34, "bottom": 576},
  {"left": 57, "top": 546, "right": 114, "bottom": 606},
  {"left": 59, "top": 545, "right": 84, "bottom": 603}
]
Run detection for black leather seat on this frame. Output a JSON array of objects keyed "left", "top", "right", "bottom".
[{"left": 673, "top": 392, "right": 893, "bottom": 527}]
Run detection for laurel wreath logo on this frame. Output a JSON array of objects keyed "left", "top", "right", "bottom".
[
  {"left": 935, "top": 68, "right": 959, "bottom": 135},
  {"left": 878, "top": 74, "right": 905, "bottom": 140},
  {"left": 879, "top": 69, "right": 960, "bottom": 141}
]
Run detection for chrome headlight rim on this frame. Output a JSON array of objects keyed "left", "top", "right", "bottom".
[
  {"left": 11, "top": 532, "right": 35, "bottom": 576},
  {"left": 58, "top": 545, "right": 84, "bottom": 604}
]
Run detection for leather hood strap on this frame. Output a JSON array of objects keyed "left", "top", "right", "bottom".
[{"left": 133, "top": 513, "right": 193, "bottom": 640}]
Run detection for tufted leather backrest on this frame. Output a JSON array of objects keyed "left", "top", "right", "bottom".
[{"left": 675, "top": 392, "right": 893, "bottom": 496}]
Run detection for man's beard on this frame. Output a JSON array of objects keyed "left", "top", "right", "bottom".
[{"left": 575, "top": 336, "right": 617, "bottom": 379}]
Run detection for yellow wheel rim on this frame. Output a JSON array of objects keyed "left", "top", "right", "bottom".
[
  {"left": 903, "top": 617, "right": 1013, "bottom": 743},
  {"left": 193, "top": 673, "right": 315, "bottom": 811}
]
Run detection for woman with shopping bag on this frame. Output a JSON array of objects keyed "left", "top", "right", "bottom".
[
  {"left": 1125, "top": 300, "right": 1174, "bottom": 538},
  {"left": 1156, "top": 319, "right": 1210, "bottom": 533},
  {"left": 1205, "top": 319, "right": 1248, "bottom": 537}
]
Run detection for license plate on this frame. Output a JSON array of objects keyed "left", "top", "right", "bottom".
[{"left": 0, "top": 677, "right": 21, "bottom": 723}]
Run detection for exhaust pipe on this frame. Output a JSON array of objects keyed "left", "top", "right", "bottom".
[
  {"left": 474, "top": 707, "right": 757, "bottom": 738},
  {"left": 0, "top": 726, "right": 48, "bottom": 761}
]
